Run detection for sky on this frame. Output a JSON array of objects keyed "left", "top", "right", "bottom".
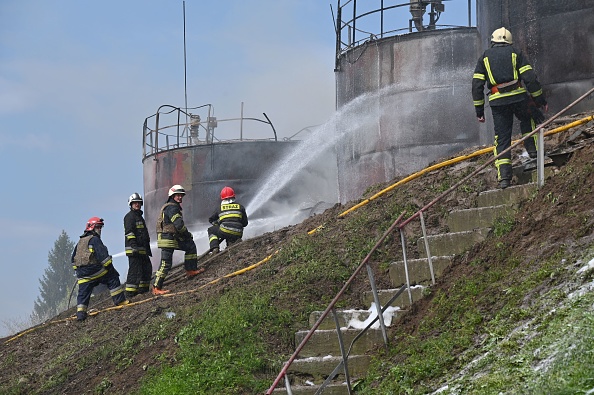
[{"left": 0, "top": 0, "right": 472, "bottom": 336}]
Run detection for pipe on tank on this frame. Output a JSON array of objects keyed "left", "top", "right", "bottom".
[{"left": 409, "top": 0, "right": 426, "bottom": 32}]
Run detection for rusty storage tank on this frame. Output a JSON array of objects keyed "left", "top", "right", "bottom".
[
  {"left": 142, "top": 104, "right": 308, "bottom": 238},
  {"left": 333, "top": 1, "right": 485, "bottom": 203},
  {"left": 476, "top": 0, "right": 594, "bottom": 115}
]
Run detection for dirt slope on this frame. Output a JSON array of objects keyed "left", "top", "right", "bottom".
[{"left": 1, "top": 112, "right": 593, "bottom": 394}]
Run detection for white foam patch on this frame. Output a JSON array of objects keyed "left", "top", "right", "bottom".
[
  {"left": 577, "top": 257, "right": 594, "bottom": 274},
  {"left": 344, "top": 303, "right": 401, "bottom": 330}
]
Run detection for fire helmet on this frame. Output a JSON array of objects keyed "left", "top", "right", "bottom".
[
  {"left": 128, "top": 192, "right": 143, "bottom": 207},
  {"left": 168, "top": 184, "right": 186, "bottom": 197},
  {"left": 85, "top": 217, "right": 105, "bottom": 231},
  {"left": 491, "top": 27, "right": 512, "bottom": 45},
  {"left": 220, "top": 186, "right": 235, "bottom": 200}
]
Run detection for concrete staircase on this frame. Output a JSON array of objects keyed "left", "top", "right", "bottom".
[{"left": 273, "top": 182, "right": 537, "bottom": 394}]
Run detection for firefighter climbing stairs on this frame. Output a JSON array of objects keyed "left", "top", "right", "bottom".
[{"left": 273, "top": 179, "right": 540, "bottom": 394}]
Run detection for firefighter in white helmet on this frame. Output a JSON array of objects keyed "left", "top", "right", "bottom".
[
  {"left": 153, "top": 185, "right": 202, "bottom": 295},
  {"left": 472, "top": 27, "right": 548, "bottom": 189},
  {"left": 123, "top": 193, "right": 152, "bottom": 298}
]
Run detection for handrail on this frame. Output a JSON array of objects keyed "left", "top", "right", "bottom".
[
  {"left": 265, "top": 212, "right": 406, "bottom": 394},
  {"left": 267, "top": 88, "right": 594, "bottom": 394},
  {"left": 142, "top": 104, "right": 278, "bottom": 159},
  {"left": 302, "top": 112, "right": 594, "bottom": 233},
  {"left": 334, "top": 1, "right": 474, "bottom": 70}
]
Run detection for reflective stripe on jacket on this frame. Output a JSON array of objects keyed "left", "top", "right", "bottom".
[
  {"left": 156, "top": 199, "right": 192, "bottom": 248},
  {"left": 472, "top": 44, "right": 546, "bottom": 112},
  {"left": 209, "top": 201, "right": 248, "bottom": 236},
  {"left": 124, "top": 209, "right": 151, "bottom": 256}
]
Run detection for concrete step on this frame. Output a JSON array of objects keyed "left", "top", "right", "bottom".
[
  {"left": 272, "top": 383, "right": 347, "bottom": 395},
  {"left": 309, "top": 307, "right": 406, "bottom": 330},
  {"left": 388, "top": 256, "right": 453, "bottom": 288},
  {"left": 417, "top": 228, "right": 490, "bottom": 258},
  {"left": 295, "top": 328, "right": 385, "bottom": 358},
  {"left": 447, "top": 204, "right": 513, "bottom": 233},
  {"left": 476, "top": 183, "right": 535, "bottom": 208},
  {"left": 362, "top": 285, "right": 425, "bottom": 308},
  {"left": 287, "top": 355, "right": 371, "bottom": 382},
  {"left": 513, "top": 163, "right": 556, "bottom": 186}
]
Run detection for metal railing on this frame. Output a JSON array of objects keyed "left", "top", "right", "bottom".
[
  {"left": 142, "top": 103, "right": 278, "bottom": 159},
  {"left": 266, "top": 87, "right": 594, "bottom": 394},
  {"left": 333, "top": 0, "right": 474, "bottom": 70}
]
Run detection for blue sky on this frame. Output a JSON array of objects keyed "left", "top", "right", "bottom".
[{"left": 0, "top": 0, "right": 472, "bottom": 336}]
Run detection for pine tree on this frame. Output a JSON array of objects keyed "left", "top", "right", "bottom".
[{"left": 31, "top": 230, "right": 77, "bottom": 323}]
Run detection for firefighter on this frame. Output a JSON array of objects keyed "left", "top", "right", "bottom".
[
  {"left": 71, "top": 217, "right": 128, "bottom": 321},
  {"left": 154, "top": 185, "right": 202, "bottom": 295},
  {"left": 123, "top": 193, "right": 152, "bottom": 298},
  {"left": 472, "top": 27, "right": 548, "bottom": 189},
  {"left": 207, "top": 186, "right": 249, "bottom": 253}
]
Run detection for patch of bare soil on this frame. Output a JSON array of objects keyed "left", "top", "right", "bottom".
[{"left": 1, "top": 111, "right": 592, "bottom": 394}]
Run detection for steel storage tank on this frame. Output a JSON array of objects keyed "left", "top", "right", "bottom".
[
  {"left": 476, "top": 0, "right": 594, "bottom": 115},
  {"left": 143, "top": 140, "right": 300, "bottom": 233},
  {"left": 142, "top": 104, "right": 339, "bottom": 248},
  {"left": 335, "top": 26, "right": 485, "bottom": 203}
]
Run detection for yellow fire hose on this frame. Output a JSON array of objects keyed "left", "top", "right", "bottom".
[
  {"left": 4, "top": 251, "right": 278, "bottom": 344},
  {"left": 6, "top": 115, "right": 591, "bottom": 345},
  {"left": 308, "top": 114, "right": 594, "bottom": 235}
]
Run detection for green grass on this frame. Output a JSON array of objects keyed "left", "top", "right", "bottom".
[
  {"left": 357, "top": 247, "right": 594, "bottom": 394},
  {"left": 137, "top": 292, "right": 291, "bottom": 394}
]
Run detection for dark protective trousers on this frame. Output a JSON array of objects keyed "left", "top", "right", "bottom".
[
  {"left": 76, "top": 265, "right": 126, "bottom": 321},
  {"left": 154, "top": 238, "right": 198, "bottom": 289},
  {"left": 491, "top": 99, "right": 538, "bottom": 181},
  {"left": 207, "top": 225, "right": 242, "bottom": 250},
  {"left": 125, "top": 255, "right": 153, "bottom": 297}
]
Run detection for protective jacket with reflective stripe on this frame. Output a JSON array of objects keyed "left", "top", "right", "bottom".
[
  {"left": 208, "top": 200, "right": 248, "bottom": 236},
  {"left": 472, "top": 44, "right": 546, "bottom": 116},
  {"left": 124, "top": 208, "right": 151, "bottom": 256},
  {"left": 156, "top": 198, "right": 192, "bottom": 249},
  {"left": 71, "top": 231, "right": 114, "bottom": 283}
]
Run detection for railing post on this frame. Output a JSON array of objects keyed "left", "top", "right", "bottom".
[
  {"left": 419, "top": 211, "right": 435, "bottom": 285},
  {"left": 537, "top": 128, "right": 545, "bottom": 187},
  {"left": 331, "top": 308, "right": 353, "bottom": 394},
  {"left": 284, "top": 374, "right": 293, "bottom": 395},
  {"left": 399, "top": 228, "right": 413, "bottom": 305},
  {"left": 155, "top": 112, "right": 160, "bottom": 153},
  {"left": 366, "top": 264, "right": 389, "bottom": 347},
  {"left": 352, "top": 0, "right": 356, "bottom": 46}
]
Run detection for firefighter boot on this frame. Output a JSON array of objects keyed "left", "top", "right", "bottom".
[
  {"left": 186, "top": 267, "right": 205, "bottom": 278},
  {"left": 498, "top": 165, "right": 512, "bottom": 189},
  {"left": 523, "top": 135, "right": 538, "bottom": 159},
  {"left": 152, "top": 287, "right": 171, "bottom": 296}
]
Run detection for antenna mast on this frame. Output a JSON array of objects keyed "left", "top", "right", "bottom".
[{"left": 183, "top": 1, "right": 189, "bottom": 124}]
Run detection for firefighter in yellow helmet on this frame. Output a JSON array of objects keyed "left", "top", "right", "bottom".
[
  {"left": 207, "top": 186, "right": 248, "bottom": 254},
  {"left": 472, "top": 27, "right": 548, "bottom": 189},
  {"left": 153, "top": 185, "right": 202, "bottom": 295}
]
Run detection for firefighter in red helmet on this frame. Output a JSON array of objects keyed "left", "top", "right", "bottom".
[
  {"left": 207, "top": 186, "right": 249, "bottom": 253},
  {"left": 71, "top": 217, "right": 128, "bottom": 321}
]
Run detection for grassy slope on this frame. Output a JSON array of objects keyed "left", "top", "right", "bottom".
[
  {"left": 1, "top": 138, "right": 593, "bottom": 395},
  {"left": 138, "top": 144, "right": 594, "bottom": 394}
]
